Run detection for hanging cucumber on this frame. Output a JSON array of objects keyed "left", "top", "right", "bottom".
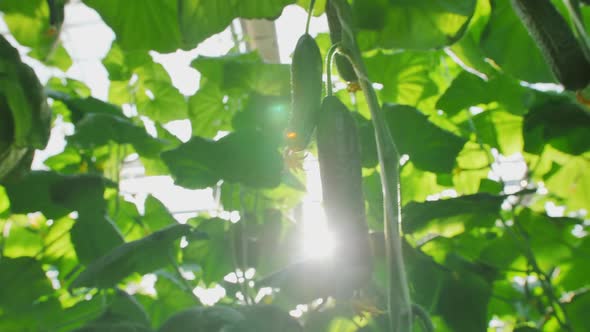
[
  {"left": 326, "top": 0, "right": 359, "bottom": 84},
  {"left": 317, "top": 95, "right": 371, "bottom": 266},
  {"left": 285, "top": 0, "right": 323, "bottom": 152},
  {"left": 511, "top": 0, "right": 590, "bottom": 90}
]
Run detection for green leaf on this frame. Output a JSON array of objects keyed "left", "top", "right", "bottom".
[
  {"left": 157, "top": 305, "right": 244, "bottom": 332},
  {"left": 383, "top": 104, "right": 467, "bottom": 173},
  {"left": 191, "top": 52, "right": 291, "bottom": 95},
  {"left": 178, "top": 0, "right": 294, "bottom": 50},
  {"left": 0, "top": 257, "right": 54, "bottom": 312},
  {"left": 3, "top": 171, "right": 86, "bottom": 218},
  {"left": 71, "top": 224, "right": 193, "bottom": 289},
  {"left": 540, "top": 149, "right": 590, "bottom": 211},
  {"left": 188, "top": 82, "right": 233, "bottom": 138},
  {"left": 82, "top": 0, "right": 182, "bottom": 52},
  {"left": 143, "top": 195, "right": 177, "bottom": 231},
  {"left": 480, "top": 0, "right": 554, "bottom": 83},
  {"left": 352, "top": 112, "right": 378, "bottom": 168},
  {"left": 109, "top": 198, "right": 147, "bottom": 241},
  {"left": 401, "top": 162, "right": 449, "bottom": 205},
  {"left": 448, "top": 0, "right": 495, "bottom": 76},
  {"left": 71, "top": 212, "right": 125, "bottom": 265},
  {"left": 41, "top": 216, "right": 78, "bottom": 274},
  {"left": 0, "top": 185, "right": 9, "bottom": 216},
  {"left": 69, "top": 113, "right": 164, "bottom": 158},
  {"left": 353, "top": 0, "right": 476, "bottom": 50},
  {"left": 471, "top": 109, "right": 524, "bottom": 155},
  {"left": 3, "top": 221, "right": 43, "bottom": 258},
  {"left": 98, "top": 289, "right": 151, "bottom": 328},
  {"left": 161, "top": 136, "right": 223, "bottom": 189},
  {"left": 436, "top": 263, "right": 492, "bottom": 332},
  {"left": 231, "top": 93, "right": 291, "bottom": 141},
  {"left": 452, "top": 142, "right": 492, "bottom": 194},
  {"left": 183, "top": 218, "right": 233, "bottom": 284},
  {"left": 47, "top": 92, "right": 126, "bottom": 123},
  {"left": 564, "top": 291, "right": 590, "bottom": 331},
  {"left": 46, "top": 77, "right": 91, "bottom": 99},
  {"left": 523, "top": 100, "right": 590, "bottom": 156},
  {"left": 364, "top": 50, "right": 441, "bottom": 106},
  {"left": 477, "top": 178, "right": 503, "bottom": 195},
  {"left": 49, "top": 173, "right": 108, "bottom": 212},
  {"left": 163, "top": 130, "right": 283, "bottom": 189},
  {"left": 238, "top": 305, "right": 302, "bottom": 332},
  {"left": 436, "top": 71, "right": 529, "bottom": 116},
  {"left": 402, "top": 193, "right": 505, "bottom": 236},
  {"left": 478, "top": 232, "right": 522, "bottom": 270},
  {"left": 517, "top": 209, "right": 580, "bottom": 269},
  {"left": 138, "top": 274, "right": 196, "bottom": 328},
  {"left": 135, "top": 80, "right": 188, "bottom": 123}
]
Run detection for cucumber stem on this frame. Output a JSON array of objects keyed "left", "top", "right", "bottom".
[
  {"left": 329, "top": 1, "right": 413, "bottom": 331},
  {"left": 325, "top": 43, "right": 341, "bottom": 96},
  {"left": 305, "top": 0, "right": 316, "bottom": 35}
]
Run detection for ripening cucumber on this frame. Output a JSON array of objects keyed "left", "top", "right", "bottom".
[
  {"left": 286, "top": 34, "right": 323, "bottom": 151},
  {"left": 326, "top": 0, "right": 358, "bottom": 83},
  {"left": 511, "top": 0, "right": 590, "bottom": 90},
  {"left": 316, "top": 96, "right": 371, "bottom": 266}
]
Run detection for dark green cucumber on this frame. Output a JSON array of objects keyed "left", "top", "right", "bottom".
[
  {"left": 316, "top": 96, "right": 371, "bottom": 265},
  {"left": 511, "top": 0, "right": 590, "bottom": 90},
  {"left": 287, "top": 34, "right": 323, "bottom": 151},
  {"left": 326, "top": 0, "right": 358, "bottom": 83}
]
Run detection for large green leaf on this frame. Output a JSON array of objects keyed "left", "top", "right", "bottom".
[
  {"left": 383, "top": 104, "right": 467, "bottom": 173},
  {"left": 516, "top": 209, "right": 581, "bottom": 269},
  {"left": 71, "top": 212, "right": 125, "bottom": 265},
  {"left": 183, "top": 218, "right": 233, "bottom": 284},
  {"left": 540, "top": 150, "right": 590, "bottom": 211},
  {"left": 448, "top": 0, "right": 495, "bottom": 76},
  {"left": 231, "top": 93, "right": 291, "bottom": 141},
  {"left": 0, "top": 257, "right": 54, "bottom": 312},
  {"left": 523, "top": 100, "right": 590, "bottom": 156},
  {"left": 402, "top": 193, "right": 505, "bottom": 236},
  {"left": 135, "top": 80, "right": 189, "bottom": 124},
  {"left": 157, "top": 305, "right": 244, "bottom": 332},
  {"left": 143, "top": 195, "right": 177, "bottom": 231},
  {"left": 353, "top": 0, "right": 477, "bottom": 50},
  {"left": 436, "top": 258, "right": 492, "bottom": 332},
  {"left": 74, "top": 289, "right": 152, "bottom": 332},
  {"left": 41, "top": 216, "right": 78, "bottom": 275},
  {"left": 163, "top": 130, "right": 283, "bottom": 189},
  {"left": 191, "top": 52, "right": 291, "bottom": 96},
  {"left": 3, "top": 218, "right": 43, "bottom": 258},
  {"left": 84, "top": 0, "right": 294, "bottom": 52},
  {"left": 436, "top": 71, "right": 529, "bottom": 116},
  {"left": 138, "top": 275, "right": 197, "bottom": 328},
  {"left": 71, "top": 224, "right": 195, "bottom": 289},
  {"left": 178, "top": 0, "right": 294, "bottom": 50},
  {"left": 364, "top": 50, "right": 441, "bottom": 107},
  {"left": 3, "top": 171, "right": 107, "bottom": 218},
  {"left": 69, "top": 113, "right": 164, "bottom": 158},
  {"left": 187, "top": 82, "right": 233, "bottom": 138},
  {"left": 401, "top": 162, "right": 449, "bottom": 205},
  {"left": 480, "top": 0, "right": 554, "bottom": 83},
  {"left": 82, "top": 0, "right": 182, "bottom": 52},
  {"left": 471, "top": 109, "right": 524, "bottom": 155}
]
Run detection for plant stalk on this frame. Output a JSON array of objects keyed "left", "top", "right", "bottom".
[{"left": 330, "top": 1, "right": 412, "bottom": 330}]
